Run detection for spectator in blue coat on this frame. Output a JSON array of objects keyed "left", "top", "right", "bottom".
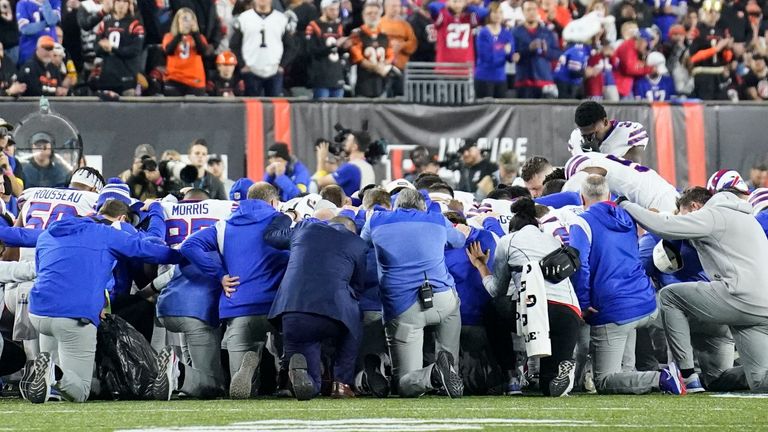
[
  {"left": 16, "top": 0, "right": 60, "bottom": 65},
  {"left": 20, "top": 200, "right": 182, "bottom": 404},
  {"left": 180, "top": 182, "right": 290, "bottom": 399},
  {"left": 554, "top": 42, "right": 592, "bottom": 99},
  {"left": 264, "top": 215, "right": 368, "bottom": 400},
  {"left": 569, "top": 174, "right": 685, "bottom": 395},
  {"left": 474, "top": 2, "right": 515, "bottom": 99},
  {"left": 264, "top": 143, "right": 311, "bottom": 202},
  {"left": 512, "top": 0, "right": 561, "bottom": 98},
  {"left": 632, "top": 51, "right": 675, "bottom": 101}
]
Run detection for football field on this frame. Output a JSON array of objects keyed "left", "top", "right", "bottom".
[{"left": 1, "top": 394, "right": 767, "bottom": 431}]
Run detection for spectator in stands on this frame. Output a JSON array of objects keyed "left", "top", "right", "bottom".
[
  {"left": 501, "top": 0, "right": 523, "bottom": 26},
  {"left": 207, "top": 155, "right": 234, "bottom": 195},
  {"left": 745, "top": 1, "right": 765, "bottom": 50},
  {"left": 231, "top": 0, "right": 294, "bottom": 96},
  {"left": 429, "top": 0, "right": 486, "bottom": 66},
  {"left": 662, "top": 24, "right": 693, "bottom": 96},
  {"left": 170, "top": 0, "right": 221, "bottom": 51},
  {"left": 17, "top": 35, "right": 66, "bottom": 96},
  {"left": 23, "top": 132, "right": 71, "bottom": 188},
  {"left": 457, "top": 141, "right": 497, "bottom": 196},
  {"left": 207, "top": 50, "right": 244, "bottom": 97},
  {"left": 349, "top": 1, "right": 394, "bottom": 98},
  {"left": 633, "top": 51, "right": 676, "bottom": 101},
  {"left": 611, "top": 0, "right": 652, "bottom": 31},
  {"left": 76, "top": 0, "right": 104, "bottom": 76},
  {"left": 51, "top": 42, "right": 73, "bottom": 92},
  {"left": 127, "top": 156, "right": 162, "bottom": 199},
  {"left": 513, "top": 0, "right": 561, "bottom": 98},
  {"left": 407, "top": 0, "right": 435, "bottom": 62},
  {"left": 94, "top": 0, "right": 144, "bottom": 96},
  {"left": 689, "top": 2, "right": 733, "bottom": 100},
  {"left": 0, "top": 42, "right": 25, "bottom": 96},
  {"left": 379, "top": 0, "right": 417, "bottom": 95},
  {"left": 521, "top": 155, "right": 552, "bottom": 198},
  {"left": 162, "top": 8, "right": 209, "bottom": 96},
  {"left": 305, "top": 0, "right": 346, "bottom": 99},
  {"left": 611, "top": 27, "right": 654, "bottom": 99},
  {"left": 740, "top": 53, "right": 768, "bottom": 101},
  {"left": 0, "top": 0, "right": 19, "bottom": 63},
  {"left": 554, "top": 27, "right": 593, "bottom": 100},
  {"left": 474, "top": 1, "right": 515, "bottom": 99},
  {"left": 186, "top": 139, "right": 227, "bottom": 200},
  {"left": 649, "top": 0, "right": 684, "bottom": 44},
  {"left": 16, "top": 0, "right": 61, "bottom": 65},
  {"left": 538, "top": 0, "right": 570, "bottom": 35},
  {"left": 264, "top": 142, "right": 310, "bottom": 201}
]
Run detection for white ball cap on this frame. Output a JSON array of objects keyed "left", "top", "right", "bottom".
[{"left": 653, "top": 240, "right": 682, "bottom": 274}]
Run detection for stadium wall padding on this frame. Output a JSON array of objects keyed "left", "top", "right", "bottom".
[{"left": 0, "top": 99, "right": 762, "bottom": 186}]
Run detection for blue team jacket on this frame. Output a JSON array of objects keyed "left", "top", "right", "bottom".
[
  {"left": 180, "top": 199, "right": 290, "bottom": 319},
  {"left": 361, "top": 208, "right": 465, "bottom": 321},
  {"left": 569, "top": 202, "right": 657, "bottom": 325},
  {"left": 264, "top": 160, "right": 311, "bottom": 202},
  {"left": 475, "top": 26, "right": 514, "bottom": 82},
  {"left": 512, "top": 24, "right": 561, "bottom": 88},
  {"left": 157, "top": 253, "right": 222, "bottom": 327},
  {"left": 30, "top": 217, "right": 182, "bottom": 326},
  {"left": 756, "top": 211, "right": 768, "bottom": 238},
  {"left": 554, "top": 43, "right": 591, "bottom": 86},
  {"left": 446, "top": 227, "right": 496, "bottom": 326}
]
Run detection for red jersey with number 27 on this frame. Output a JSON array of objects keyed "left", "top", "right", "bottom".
[{"left": 433, "top": 8, "right": 481, "bottom": 64}]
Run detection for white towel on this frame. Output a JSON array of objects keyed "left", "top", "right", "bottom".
[{"left": 516, "top": 262, "right": 551, "bottom": 358}]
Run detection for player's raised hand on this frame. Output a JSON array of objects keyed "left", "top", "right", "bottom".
[
  {"left": 221, "top": 275, "right": 240, "bottom": 297},
  {"left": 141, "top": 199, "right": 159, "bottom": 212}
]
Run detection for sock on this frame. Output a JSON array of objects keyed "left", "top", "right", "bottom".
[
  {"left": 54, "top": 365, "right": 63, "bottom": 382},
  {"left": 177, "top": 363, "right": 186, "bottom": 389},
  {"left": 681, "top": 368, "right": 695, "bottom": 379}
]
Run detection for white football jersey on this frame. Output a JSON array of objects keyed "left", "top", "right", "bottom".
[
  {"left": 280, "top": 193, "right": 322, "bottom": 221},
  {"left": 568, "top": 120, "right": 649, "bottom": 157},
  {"left": 563, "top": 153, "right": 679, "bottom": 212},
  {"left": 161, "top": 200, "right": 237, "bottom": 247},
  {"left": 538, "top": 205, "right": 583, "bottom": 245},
  {"left": 237, "top": 9, "right": 290, "bottom": 78},
  {"left": 473, "top": 198, "right": 515, "bottom": 234},
  {"left": 20, "top": 187, "right": 99, "bottom": 229}
]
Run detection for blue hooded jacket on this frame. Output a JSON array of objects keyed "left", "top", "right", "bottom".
[
  {"left": 569, "top": 202, "right": 657, "bottom": 325},
  {"left": 361, "top": 208, "right": 465, "bottom": 321},
  {"left": 264, "top": 160, "right": 311, "bottom": 202},
  {"left": 446, "top": 227, "right": 496, "bottom": 326},
  {"left": 180, "top": 199, "right": 290, "bottom": 319},
  {"left": 156, "top": 252, "right": 222, "bottom": 327},
  {"left": 30, "top": 217, "right": 182, "bottom": 326}
]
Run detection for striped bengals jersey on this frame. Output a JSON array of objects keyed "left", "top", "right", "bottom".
[
  {"left": 563, "top": 152, "right": 679, "bottom": 213},
  {"left": 568, "top": 120, "right": 648, "bottom": 157}
]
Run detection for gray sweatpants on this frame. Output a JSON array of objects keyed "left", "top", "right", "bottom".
[
  {"left": 384, "top": 289, "right": 461, "bottom": 398},
  {"left": 159, "top": 316, "right": 224, "bottom": 398},
  {"left": 591, "top": 310, "right": 661, "bottom": 394},
  {"left": 29, "top": 314, "right": 96, "bottom": 403},
  {"left": 223, "top": 315, "right": 272, "bottom": 377},
  {"left": 660, "top": 282, "right": 768, "bottom": 391}
]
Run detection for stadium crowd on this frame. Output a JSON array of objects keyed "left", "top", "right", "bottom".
[
  {"left": 1, "top": 100, "right": 768, "bottom": 404},
  {"left": 0, "top": 0, "right": 767, "bottom": 99}
]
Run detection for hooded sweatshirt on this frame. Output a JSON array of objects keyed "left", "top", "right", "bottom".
[
  {"left": 569, "top": 202, "right": 657, "bottom": 325},
  {"left": 180, "top": 199, "right": 290, "bottom": 319},
  {"left": 621, "top": 192, "right": 768, "bottom": 317},
  {"left": 156, "top": 252, "right": 222, "bottom": 327},
  {"left": 446, "top": 227, "right": 497, "bottom": 326},
  {"left": 30, "top": 217, "right": 182, "bottom": 326}
]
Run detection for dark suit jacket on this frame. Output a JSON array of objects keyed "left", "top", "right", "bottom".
[{"left": 265, "top": 216, "right": 368, "bottom": 336}]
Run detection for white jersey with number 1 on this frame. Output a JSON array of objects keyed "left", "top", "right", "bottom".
[
  {"left": 161, "top": 199, "right": 237, "bottom": 247},
  {"left": 20, "top": 187, "right": 99, "bottom": 229},
  {"left": 563, "top": 153, "right": 679, "bottom": 213}
]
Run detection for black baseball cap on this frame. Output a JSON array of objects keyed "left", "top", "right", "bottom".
[
  {"left": 457, "top": 141, "right": 477, "bottom": 154},
  {"left": 267, "top": 143, "right": 291, "bottom": 162}
]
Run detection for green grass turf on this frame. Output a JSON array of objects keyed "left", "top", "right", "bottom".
[{"left": 1, "top": 394, "right": 767, "bottom": 431}]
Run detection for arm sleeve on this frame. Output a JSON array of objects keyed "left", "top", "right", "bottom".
[
  {"left": 483, "top": 238, "right": 511, "bottom": 297},
  {"left": 113, "top": 21, "right": 144, "bottom": 58},
  {"left": 0, "top": 261, "right": 36, "bottom": 283},
  {"left": 544, "top": 30, "right": 562, "bottom": 61},
  {"left": 273, "top": 174, "right": 301, "bottom": 201},
  {"left": 190, "top": 31, "right": 208, "bottom": 54},
  {"left": 475, "top": 29, "right": 495, "bottom": 64},
  {"left": 305, "top": 23, "right": 332, "bottom": 57},
  {"left": 350, "top": 247, "right": 367, "bottom": 297},
  {"left": 107, "top": 229, "right": 183, "bottom": 265},
  {"left": 262, "top": 213, "right": 295, "bottom": 250},
  {"left": 621, "top": 202, "right": 716, "bottom": 240},
  {"left": 568, "top": 223, "right": 592, "bottom": 310},
  {"left": 163, "top": 33, "right": 183, "bottom": 55},
  {"left": 428, "top": 2, "right": 445, "bottom": 21},
  {"left": 178, "top": 225, "right": 226, "bottom": 280},
  {"left": 617, "top": 45, "right": 654, "bottom": 76},
  {"left": 292, "top": 162, "right": 310, "bottom": 194},
  {"left": 401, "top": 22, "right": 418, "bottom": 56},
  {"left": 0, "top": 226, "right": 41, "bottom": 247},
  {"left": 143, "top": 202, "right": 167, "bottom": 239},
  {"left": 77, "top": 6, "right": 104, "bottom": 30},
  {"left": 482, "top": 217, "right": 505, "bottom": 238},
  {"left": 360, "top": 218, "right": 373, "bottom": 244},
  {"left": 444, "top": 217, "right": 466, "bottom": 249},
  {"left": 19, "top": 21, "right": 48, "bottom": 35}
]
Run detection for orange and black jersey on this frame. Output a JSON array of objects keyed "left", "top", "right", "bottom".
[
  {"left": 206, "top": 71, "right": 245, "bottom": 96},
  {"left": 304, "top": 18, "right": 345, "bottom": 89},
  {"left": 95, "top": 15, "right": 145, "bottom": 91},
  {"left": 163, "top": 32, "right": 208, "bottom": 89},
  {"left": 349, "top": 25, "right": 393, "bottom": 97}
]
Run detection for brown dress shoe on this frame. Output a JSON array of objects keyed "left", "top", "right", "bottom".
[{"left": 331, "top": 381, "right": 356, "bottom": 398}]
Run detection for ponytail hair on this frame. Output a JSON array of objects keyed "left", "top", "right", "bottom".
[{"left": 509, "top": 197, "right": 538, "bottom": 232}]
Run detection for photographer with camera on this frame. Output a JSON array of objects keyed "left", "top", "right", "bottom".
[
  {"left": 315, "top": 128, "right": 377, "bottom": 196},
  {"left": 127, "top": 156, "right": 164, "bottom": 200},
  {"left": 457, "top": 142, "right": 497, "bottom": 197}
]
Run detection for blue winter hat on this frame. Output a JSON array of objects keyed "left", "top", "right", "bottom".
[
  {"left": 96, "top": 182, "right": 139, "bottom": 210},
  {"left": 230, "top": 178, "right": 254, "bottom": 201}
]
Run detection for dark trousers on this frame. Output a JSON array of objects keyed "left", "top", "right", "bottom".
[
  {"left": 475, "top": 80, "right": 507, "bottom": 99},
  {"left": 0, "top": 336, "right": 26, "bottom": 376},
  {"left": 557, "top": 81, "right": 584, "bottom": 100},
  {"left": 484, "top": 297, "right": 517, "bottom": 371},
  {"left": 693, "top": 74, "right": 727, "bottom": 100},
  {"left": 164, "top": 80, "right": 207, "bottom": 96},
  {"left": 516, "top": 86, "right": 543, "bottom": 99},
  {"left": 243, "top": 72, "right": 283, "bottom": 97},
  {"left": 540, "top": 303, "right": 581, "bottom": 396},
  {"left": 282, "top": 313, "right": 359, "bottom": 393}
]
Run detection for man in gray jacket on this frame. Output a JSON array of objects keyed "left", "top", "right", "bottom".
[{"left": 618, "top": 172, "right": 768, "bottom": 392}]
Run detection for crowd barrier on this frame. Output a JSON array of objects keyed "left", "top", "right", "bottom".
[{"left": 0, "top": 97, "right": 765, "bottom": 187}]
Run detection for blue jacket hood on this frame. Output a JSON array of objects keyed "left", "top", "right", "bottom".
[
  {"left": 588, "top": 202, "right": 634, "bottom": 233},
  {"left": 47, "top": 216, "right": 97, "bottom": 236},
  {"left": 228, "top": 199, "right": 277, "bottom": 225}
]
